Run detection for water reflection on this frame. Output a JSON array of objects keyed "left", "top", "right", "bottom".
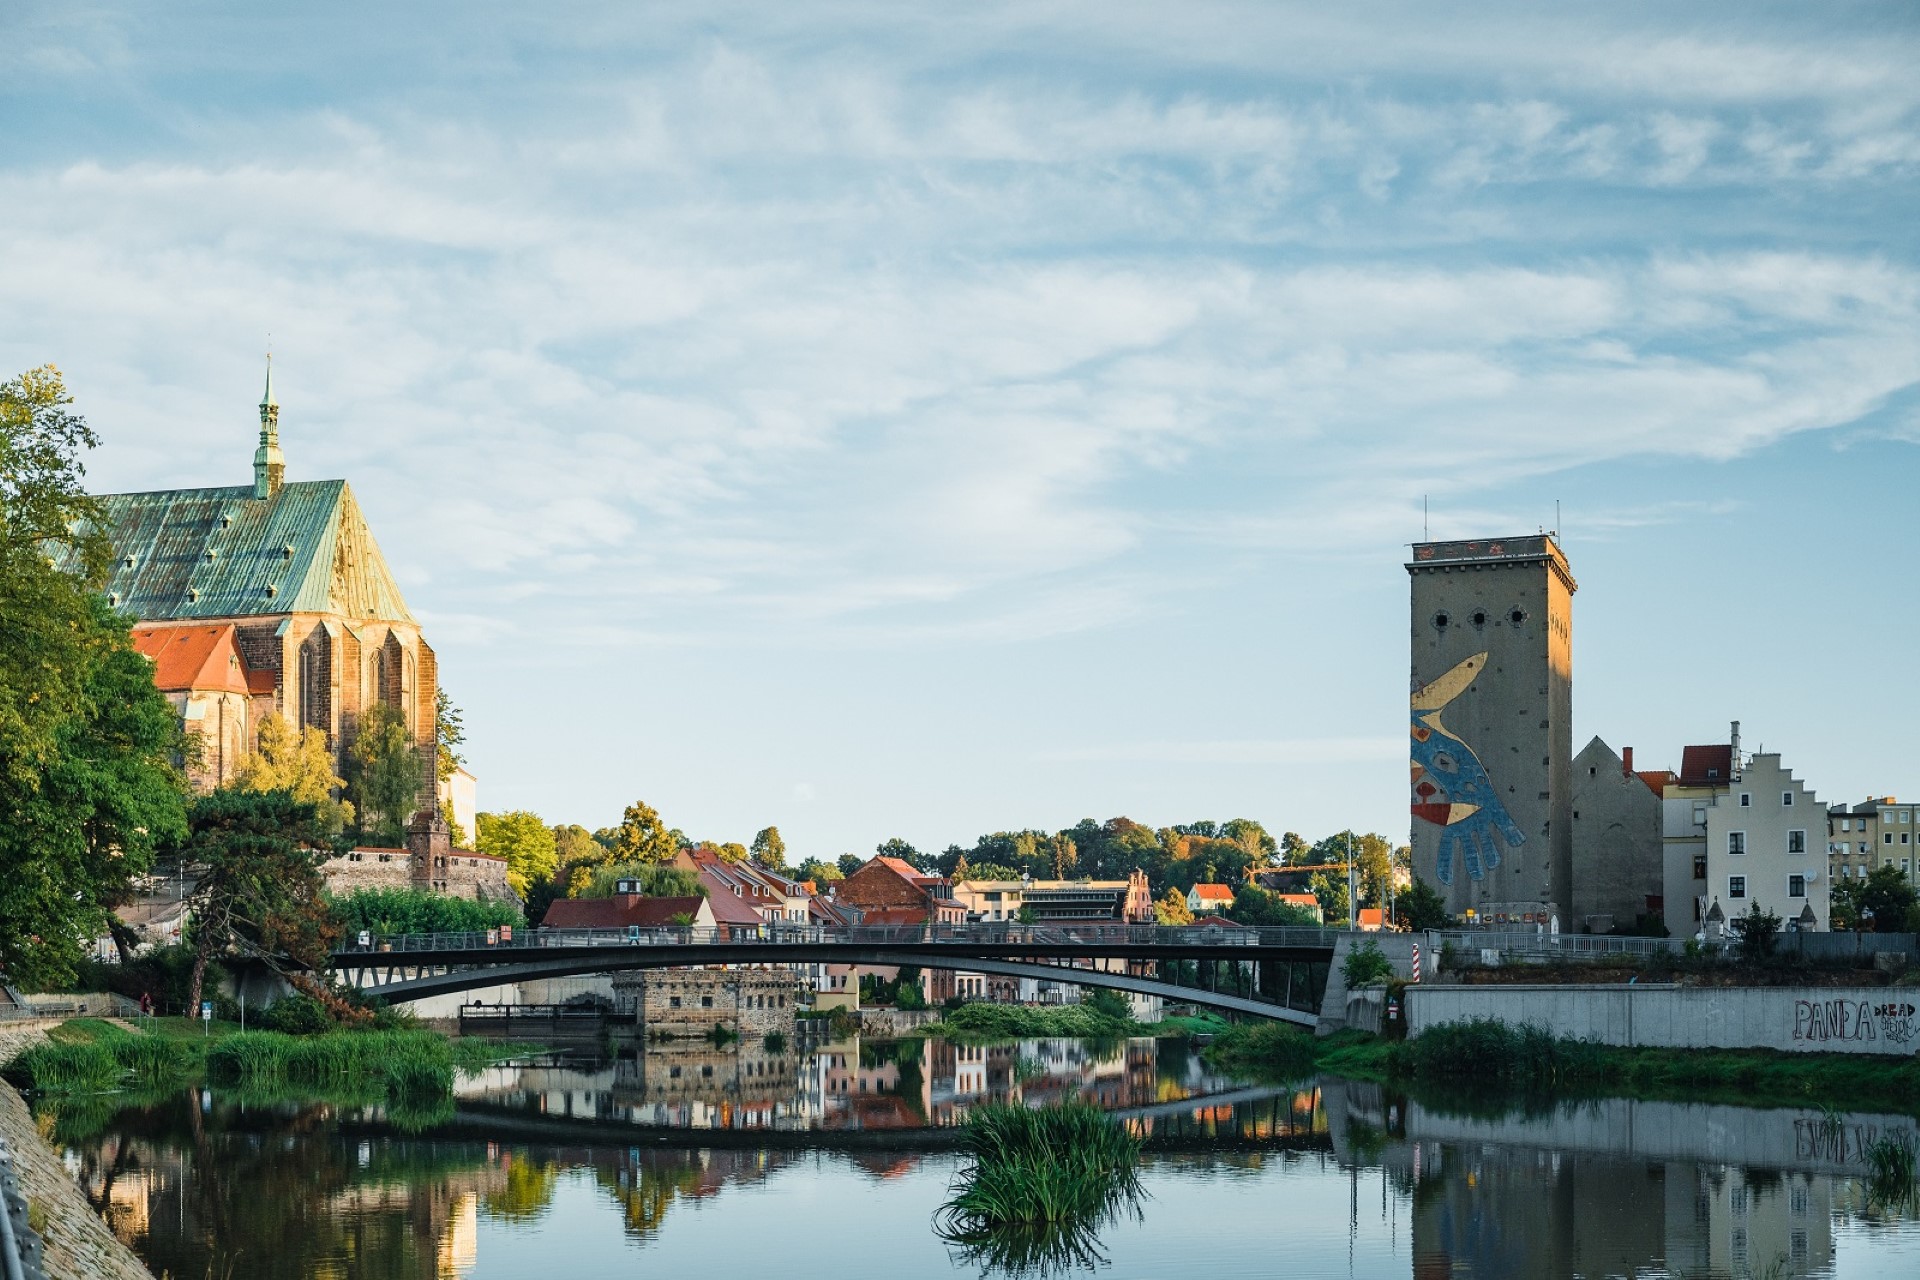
[{"left": 40, "top": 1042, "right": 1920, "bottom": 1280}]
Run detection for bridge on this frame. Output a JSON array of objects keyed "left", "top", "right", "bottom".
[{"left": 333, "top": 922, "right": 1342, "bottom": 1025}]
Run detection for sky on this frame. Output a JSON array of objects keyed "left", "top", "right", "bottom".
[{"left": 4, "top": 2, "right": 1917, "bottom": 860}]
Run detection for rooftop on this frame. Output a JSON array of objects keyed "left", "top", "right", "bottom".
[{"left": 1407, "top": 534, "right": 1575, "bottom": 591}]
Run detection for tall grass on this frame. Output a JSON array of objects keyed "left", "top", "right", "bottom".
[
  {"left": 1866, "top": 1135, "right": 1918, "bottom": 1209},
  {"left": 927, "top": 1003, "right": 1134, "bottom": 1042},
  {"left": 205, "top": 1030, "right": 456, "bottom": 1096},
  {"left": 1203, "top": 1022, "right": 1317, "bottom": 1082},
  {"left": 940, "top": 1103, "right": 1142, "bottom": 1232},
  {"left": 1392, "top": 1019, "right": 1615, "bottom": 1089}
]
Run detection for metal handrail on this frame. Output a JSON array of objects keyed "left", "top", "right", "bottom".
[{"left": 337, "top": 921, "right": 1349, "bottom": 955}]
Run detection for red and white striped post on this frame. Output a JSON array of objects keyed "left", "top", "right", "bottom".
[{"left": 1410, "top": 943, "right": 1422, "bottom": 983}]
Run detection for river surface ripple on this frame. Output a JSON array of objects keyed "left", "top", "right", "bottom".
[{"left": 41, "top": 1034, "right": 1920, "bottom": 1279}]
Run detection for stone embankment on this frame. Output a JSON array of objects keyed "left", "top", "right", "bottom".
[{"left": 0, "top": 1021, "right": 157, "bottom": 1280}]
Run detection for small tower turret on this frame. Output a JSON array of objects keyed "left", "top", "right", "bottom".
[{"left": 253, "top": 356, "right": 285, "bottom": 499}]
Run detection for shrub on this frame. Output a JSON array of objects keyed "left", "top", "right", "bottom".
[
  {"left": 1083, "top": 989, "right": 1136, "bottom": 1024},
  {"left": 1342, "top": 940, "right": 1393, "bottom": 988},
  {"left": 258, "top": 992, "right": 335, "bottom": 1035},
  {"left": 1730, "top": 903, "right": 1782, "bottom": 960},
  {"left": 330, "top": 887, "right": 523, "bottom": 937},
  {"left": 933, "top": 1002, "right": 1132, "bottom": 1040}
]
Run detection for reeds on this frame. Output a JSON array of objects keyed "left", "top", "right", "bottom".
[
  {"left": 205, "top": 1030, "right": 455, "bottom": 1095},
  {"left": 941, "top": 1103, "right": 1143, "bottom": 1230},
  {"left": 1865, "top": 1134, "right": 1918, "bottom": 1209}
]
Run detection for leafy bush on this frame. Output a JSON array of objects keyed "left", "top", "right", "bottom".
[
  {"left": 1083, "top": 989, "right": 1136, "bottom": 1024},
  {"left": 1395, "top": 1018, "right": 1613, "bottom": 1089},
  {"left": 1342, "top": 940, "right": 1393, "bottom": 988},
  {"left": 331, "top": 887, "right": 523, "bottom": 937},
  {"left": 258, "top": 992, "right": 334, "bottom": 1035},
  {"left": 68, "top": 943, "right": 206, "bottom": 1015},
  {"left": 932, "top": 1002, "right": 1133, "bottom": 1040},
  {"left": 1730, "top": 902, "right": 1782, "bottom": 960}
]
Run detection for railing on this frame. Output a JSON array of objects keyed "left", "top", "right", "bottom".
[
  {"left": 338, "top": 922, "right": 1347, "bottom": 956},
  {"left": 1432, "top": 930, "right": 1679, "bottom": 958},
  {"left": 0, "top": 1139, "right": 48, "bottom": 1280}
]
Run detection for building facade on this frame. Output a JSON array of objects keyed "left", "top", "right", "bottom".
[
  {"left": 1701, "top": 753, "right": 1829, "bottom": 933},
  {"left": 951, "top": 872, "right": 1152, "bottom": 923},
  {"left": 1407, "top": 535, "right": 1576, "bottom": 927},
  {"left": 1570, "top": 737, "right": 1665, "bottom": 934}
]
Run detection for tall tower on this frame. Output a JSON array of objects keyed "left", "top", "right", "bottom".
[
  {"left": 1406, "top": 536, "right": 1575, "bottom": 927},
  {"left": 253, "top": 356, "right": 285, "bottom": 499}
]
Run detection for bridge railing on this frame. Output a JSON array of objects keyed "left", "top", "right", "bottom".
[{"left": 337, "top": 921, "right": 1346, "bottom": 955}]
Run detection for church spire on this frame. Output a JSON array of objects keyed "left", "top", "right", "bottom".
[{"left": 253, "top": 352, "right": 285, "bottom": 499}]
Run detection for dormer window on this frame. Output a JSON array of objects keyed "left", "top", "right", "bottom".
[
  {"left": 188, "top": 588, "right": 199, "bottom": 602},
  {"left": 204, "top": 548, "right": 217, "bottom": 562},
  {"left": 282, "top": 544, "right": 294, "bottom": 560},
  {"left": 123, "top": 554, "right": 136, "bottom": 568}
]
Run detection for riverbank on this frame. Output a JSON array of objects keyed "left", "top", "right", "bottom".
[
  {"left": 907, "top": 1003, "right": 1229, "bottom": 1042},
  {"left": 1208, "top": 1018, "right": 1920, "bottom": 1115},
  {"left": 0, "top": 1022, "right": 156, "bottom": 1280}
]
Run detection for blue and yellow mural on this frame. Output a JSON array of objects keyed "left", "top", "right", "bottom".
[{"left": 1410, "top": 651, "right": 1526, "bottom": 886}]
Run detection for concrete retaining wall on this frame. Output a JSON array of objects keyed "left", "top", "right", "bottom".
[{"left": 1408, "top": 983, "right": 1920, "bottom": 1056}]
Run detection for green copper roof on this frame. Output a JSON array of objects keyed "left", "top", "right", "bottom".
[{"left": 69, "top": 479, "right": 415, "bottom": 624}]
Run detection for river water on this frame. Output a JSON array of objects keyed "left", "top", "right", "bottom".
[{"left": 39, "top": 1034, "right": 1920, "bottom": 1279}]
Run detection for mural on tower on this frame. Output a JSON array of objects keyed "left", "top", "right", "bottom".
[{"left": 1410, "top": 651, "right": 1527, "bottom": 885}]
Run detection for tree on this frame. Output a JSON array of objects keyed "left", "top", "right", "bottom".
[
  {"left": 434, "top": 688, "right": 465, "bottom": 783},
  {"left": 0, "top": 366, "right": 192, "bottom": 987},
  {"left": 711, "top": 841, "right": 749, "bottom": 863},
  {"left": 1049, "top": 834, "right": 1078, "bottom": 879},
  {"left": 440, "top": 800, "right": 468, "bottom": 848},
  {"left": 1731, "top": 901, "right": 1783, "bottom": 960},
  {"left": 1280, "top": 831, "right": 1312, "bottom": 866},
  {"left": 605, "top": 800, "right": 679, "bottom": 865},
  {"left": 346, "top": 702, "right": 422, "bottom": 842},
  {"left": 836, "top": 853, "right": 864, "bottom": 878},
  {"left": 795, "top": 857, "right": 843, "bottom": 885},
  {"left": 1396, "top": 878, "right": 1452, "bottom": 931},
  {"left": 751, "top": 826, "right": 787, "bottom": 868},
  {"left": 475, "top": 810, "right": 558, "bottom": 895},
  {"left": 1225, "top": 884, "right": 1321, "bottom": 927},
  {"left": 1832, "top": 865, "right": 1920, "bottom": 933},
  {"left": 1220, "top": 818, "right": 1278, "bottom": 863},
  {"left": 1309, "top": 869, "right": 1350, "bottom": 926},
  {"left": 875, "top": 837, "right": 926, "bottom": 869},
  {"left": 1154, "top": 888, "right": 1194, "bottom": 925},
  {"left": 576, "top": 863, "right": 704, "bottom": 899},
  {"left": 234, "top": 713, "right": 354, "bottom": 833},
  {"left": 177, "top": 788, "right": 337, "bottom": 1010},
  {"left": 331, "top": 887, "right": 521, "bottom": 935}
]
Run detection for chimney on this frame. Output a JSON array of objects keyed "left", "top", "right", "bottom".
[
  {"left": 1730, "top": 720, "right": 1742, "bottom": 781},
  {"left": 1622, "top": 746, "right": 1634, "bottom": 778}
]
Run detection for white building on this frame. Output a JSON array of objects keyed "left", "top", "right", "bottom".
[{"left": 1702, "top": 752, "right": 1828, "bottom": 935}]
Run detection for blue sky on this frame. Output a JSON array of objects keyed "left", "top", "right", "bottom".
[{"left": 5, "top": 2, "right": 1917, "bottom": 858}]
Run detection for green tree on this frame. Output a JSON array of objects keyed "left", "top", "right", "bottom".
[
  {"left": 794, "top": 857, "right": 843, "bottom": 885},
  {"left": 875, "top": 837, "right": 925, "bottom": 869},
  {"left": 346, "top": 702, "right": 422, "bottom": 842},
  {"left": 1154, "top": 888, "right": 1194, "bottom": 925},
  {"left": 475, "top": 810, "right": 558, "bottom": 895},
  {"left": 1220, "top": 818, "right": 1279, "bottom": 863},
  {"left": 1309, "top": 869, "right": 1350, "bottom": 926},
  {"left": 1731, "top": 901, "right": 1783, "bottom": 960},
  {"left": 1832, "top": 865, "right": 1920, "bottom": 933},
  {"left": 0, "top": 367, "right": 192, "bottom": 986},
  {"left": 1225, "top": 883, "right": 1321, "bottom": 927},
  {"left": 606, "top": 800, "right": 679, "bottom": 866},
  {"left": 434, "top": 687, "right": 465, "bottom": 782},
  {"left": 711, "top": 841, "right": 749, "bottom": 863},
  {"left": 751, "top": 826, "right": 787, "bottom": 868},
  {"left": 440, "top": 800, "right": 469, "bottom": 848},
  {"left": 177, "top": 788, "right": 337, "bottom": 1009},
  {"left": 836, "top": 853, "right": 864, "bottom": 878},
  {"left": 331, "top": 887, "right": 521, "bottom": 935},
  {"left": 1396, "top": 878, "right": 1452, "bottom": 931},
  {"left": 234, "top": 713, "right": 354, "bottom": 833},
  {"left": 1280, "top": 831, "right": 1312, "bottom": 865},
  {"left": 576, "top": 863, "right": 705, "bottom": 899}
]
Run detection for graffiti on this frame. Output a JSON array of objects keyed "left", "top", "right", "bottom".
[
  {"left": 1410, "top": 651, "right": 1526, "bottom": 886},
  {"left": 1791, "top": 998, "right": 1918, "bottom": 1045}
]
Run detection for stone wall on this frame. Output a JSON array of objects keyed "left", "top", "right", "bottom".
[
  {"left": 1570, "top": 736, "right": 1664, "bottom": 933},
  {"left": 1408, "top": 982, "right": 1920, "bottom": 1056},
  {"left": 614, "top": 969, "right": 804, "bottom": 1040},
  {"left": 321, "top": 848, "right": 513, "bottom": 902}
]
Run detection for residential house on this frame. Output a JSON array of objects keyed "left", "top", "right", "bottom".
[
  {"left": 833, "top": 856, "right": 968, "bottom": 1004},
  {"left": 540, "top": 890, "right": 718, "bottom": 931},
  {"left": 1659, "top": 738, "right": 1735, "bottom": 939},
  {"left": 675, "top": 847, "right": 812, "bottom": 925},
  {"left": 1187, "top": 883, "right": 1234, "bottom": 915},
  {"left": 1702, "top": 752, "right": 1828, "bottom": 934},
  {"left": 1570, "top": 737, "right": 1666, "bottom": 934},
  {"left": 1829, "top": 798, "right": 1919, "bottom": 887}
]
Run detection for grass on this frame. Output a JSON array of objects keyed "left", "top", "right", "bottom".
[
  {"left": 1205, "top": 1017, "right": 1920, "bottom": 1118},
  {"left": 939, "top": 1103, "right": 1143, "bottom": 1232},
  {"left": 1866, "top": 1134, "right": 1918, "bottom": 1209},
  {"left": 916, "top": 1002, "right": 1136, "bottom": 1042}
]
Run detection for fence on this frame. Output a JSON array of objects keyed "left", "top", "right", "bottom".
[
  {"left": 344, "top": 922, "right": 1345, "bottom": 955},
  {"left": 1431, "top": 930, "right": 1679, "bottom": 960}
]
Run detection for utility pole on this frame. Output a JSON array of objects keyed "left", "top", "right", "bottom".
[{"left": 1347, "top": 831, "right": 1357, "bottom": 931}]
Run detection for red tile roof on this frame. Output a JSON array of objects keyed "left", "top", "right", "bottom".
[
  {"left": 1191, "top": 915, "right": 1247, "bottom": 927},
  {"left": 855, "top": 907, "right": 929, "bottom": 926},
  {"left": 1637, "top": 770, "right": 1676, "bottom": 797},
  {"left": 1678, "top": 745, "right": 1733, "bottom": 786},
  {"left": 131, "top": 624, "right": 254, "bottom": 693},
  {"left": 693, "top": 868, "right": 772, "bottom": 925},
  {"left": 540, "top": 896, "right": 709, "bottom": 929},
  {"left": 1190, "top": 884, "right": 1234, "bottom": 902}
]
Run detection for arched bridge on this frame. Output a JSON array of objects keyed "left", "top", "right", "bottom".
[{"left": 334, "top": 923, "right": 1342, "bottom": 1025}]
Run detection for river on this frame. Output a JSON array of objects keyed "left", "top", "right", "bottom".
[{"left": 37, "top": 1034, "right": 1920, "bottom": 1279}]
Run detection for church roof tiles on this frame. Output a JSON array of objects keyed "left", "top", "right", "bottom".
[{"left": 69, "top": 479, "right": 413, "bottom": 624}]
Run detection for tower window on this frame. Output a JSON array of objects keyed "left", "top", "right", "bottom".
[
  {"left": 1432, "top": 611, "right": 1451, "bottom": 629},
  {"left": 1471, "top": 610, "right": 1487, "bottom": 627},
  {"left": 1509, "top": 609, "right": 1526, "bottom": 624}
]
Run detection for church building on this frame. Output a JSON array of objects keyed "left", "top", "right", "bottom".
[{"left": 61, "top": 362, "right": 445, "bottom": 848}]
